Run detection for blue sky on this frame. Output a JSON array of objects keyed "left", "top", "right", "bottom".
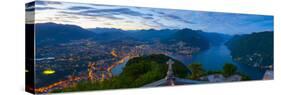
[{"left": 26, "top": 1, "right": 273, "bottom": 35}]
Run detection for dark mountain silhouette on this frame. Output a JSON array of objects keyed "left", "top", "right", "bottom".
[
  {"left": 87, "top": 28, "right": 130, "bottom": 42},
  {"left": 162, "top": 28, "right": 210, "bottom": 50},
  {"left": 35, "top": 23, "right": 96, "bottom": 45},
  {"left": 199, "top": 32, "right": 232, "bottom": 46},
  {"left": 226, "top": 31, "right": 273, "bottom": 67},
  {"left": 128, "top": 29, "right": 177, "bottom": 41},
  {"left": 88, "top": 28, "right": 124, "bottom": 34}
]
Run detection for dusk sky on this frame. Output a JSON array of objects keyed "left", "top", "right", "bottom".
[{"left": 26, "top": 1, "right": 273, "bottom": 35}]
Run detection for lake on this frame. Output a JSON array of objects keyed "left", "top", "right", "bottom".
[
  {"left": 171, "top": 45, "right": 266, "bottom": 80},
  {"left": 112, "top": 45, "right": 266, "bottom": 80}
]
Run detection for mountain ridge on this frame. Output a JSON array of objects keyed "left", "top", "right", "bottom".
[{"left": 34, "top": 23, "right": 231, "bottom": 50}]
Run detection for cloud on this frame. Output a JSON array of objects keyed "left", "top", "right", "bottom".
[
  {"left": 143, "top": 16, "right": 154, "bottom": 20},
  {"left": 36, "top": 7, "right": 57, "bottom": 10},
  {"left": 35, "top": 1, "right": 62, "bottom": 5},
  {"left": 68, "top": 6, "right": 95, "bottom": 10},
  {"left": 81, "top": 8, "right": 146, "bottom": 16},
  {"left": 150, "top": 9, "right": 195, "bottom": 24},
  {"left": 60, "top": 11, "right": 124, "bottom": 20},
  {"left": 152, "top": 20, "right": 168, "bottom": 28},
  {"left": 60, "top": 8, "right": 154, "bottom": 21},
  {"left": 26, "top": 6, "right": 57, "bottom": 12},
  {"left": 166, "top": 14, "right": 195, "bottom": 24}
]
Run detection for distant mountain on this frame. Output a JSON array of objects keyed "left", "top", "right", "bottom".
[
  {"left": 87, "top": 28, "right": 129, "bottom": 42},
  {"left": 35, "top": 23, "right": 96, "bottom": 45},
  {"left": 163, "top": 28, "right": 210, "bottom": 50},
  {"left": 90, "top": 27, "right": 230, "bottom": 50},
  {"left": 34, "top": 23, "right": 230, "bottom": 51},
  {"left": 199, "top": 32, "right": 231, "bottom": 46},
  {"left": 88, "top": 28, "right": 124, "bottom": 34},
  {"left": 226, "top": 31, "right": 273, "bottom": 68},
  {"left": 128, "top": 29, "right": 177, "bottom": 41},
  {"left": 88, "top": 28, "right": 179, "bottom": 42},
  {"left": 90, "top": 27, "right": 231, "bottom": 50}
]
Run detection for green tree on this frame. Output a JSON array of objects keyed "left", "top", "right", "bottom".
[
  {"left": 223, "top": 63, "right": 237, "bottom": 77},
  {"left": 188, "top": 63, "right": 205, "bottom": 80}
]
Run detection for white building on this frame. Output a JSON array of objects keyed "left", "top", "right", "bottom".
[{"left": 263, "top": 70, "right": 274, "bottom": 80}]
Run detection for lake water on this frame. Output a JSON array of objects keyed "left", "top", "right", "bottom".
[
  {"left": 170, "top": 45, "right": 266, "bottom": 80},
  {"left": 111, "top": 58, "right": 129, "bottom": 76},
  {"left": 112, "top": 45, "right": 266, "bottom": 80}
]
